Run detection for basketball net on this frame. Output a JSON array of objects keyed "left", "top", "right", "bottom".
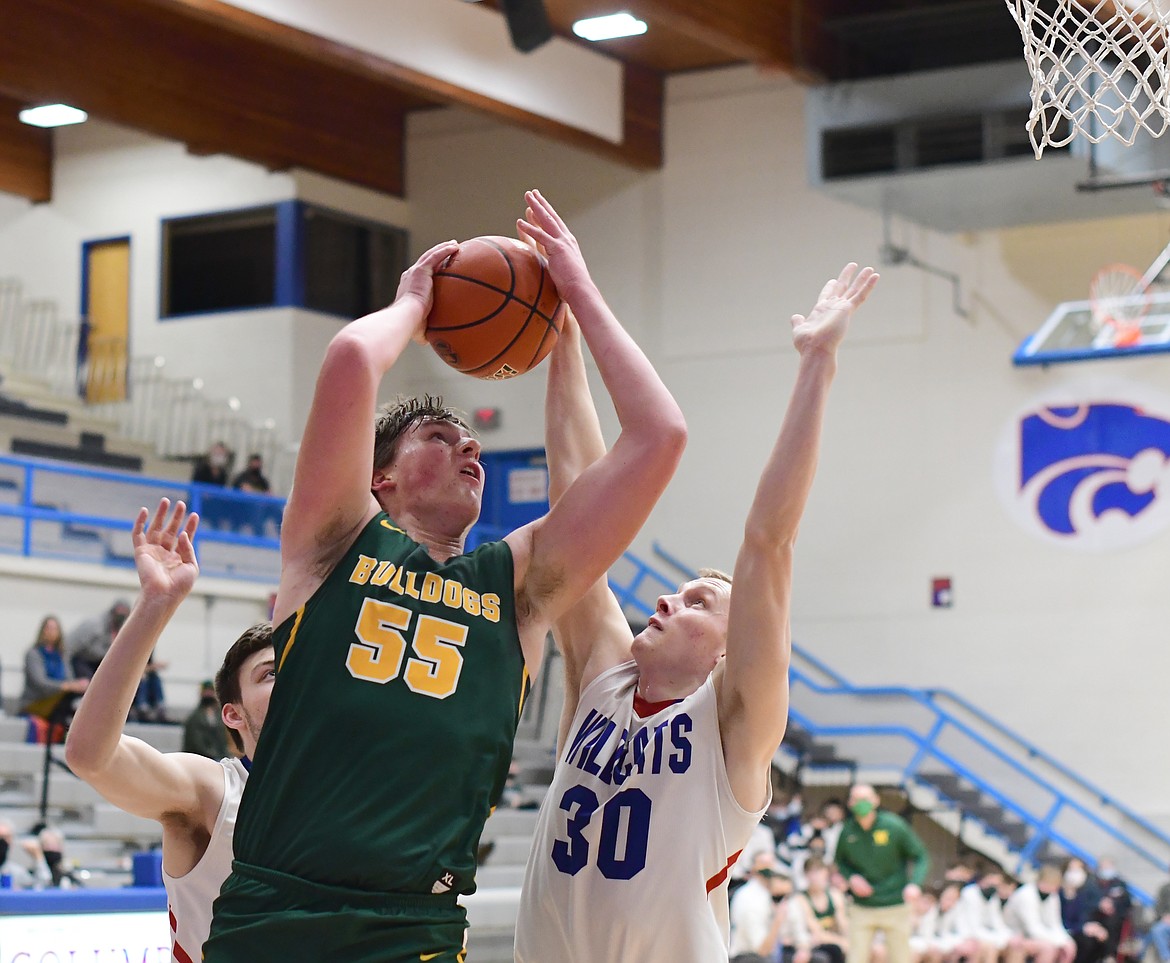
[{"left": 1006, "top": 0, "right": 1170, "bottom": 156}]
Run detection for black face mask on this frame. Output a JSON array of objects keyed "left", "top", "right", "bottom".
[
  {"left": 199, "top": 695, "right": 219, "bottom": 709},
  {"left": 772, "top": 893, "right": 786, "bottom": 904},
  {"left": 981, "top": 885, "right": 998, "bottom": 900},
  {"left": 0, "top": 839, "right": 8, "bottom": 865},
  {"left": 43, "top": 850, "right": 63, "bottom": 885}
]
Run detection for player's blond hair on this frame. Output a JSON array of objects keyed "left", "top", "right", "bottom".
[{"left": 697, "top": 567, "right": 732, "bottom": 585}]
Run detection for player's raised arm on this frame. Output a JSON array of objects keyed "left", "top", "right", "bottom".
[
  {"left": 508, "top": 189, "right": 687, "bottom": 631},
  {"left": 716, "top": 264, "right": 878, "bottom": 809},
  {"left": 65, "top": 500, "right": 222, "bottom": 822},
  {"left": 277, "top": 241, "right": 459, "bottom": 609},
  {"left": 542, "top": 310, "right": 637, "bottom": 749}
]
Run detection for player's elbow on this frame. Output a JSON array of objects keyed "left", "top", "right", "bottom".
[
  {"left": 648, "top": 412, "right": 687, "bottom": 469},
  {"left": 63, "top": 734, "right": 99, "bottom": 780}
]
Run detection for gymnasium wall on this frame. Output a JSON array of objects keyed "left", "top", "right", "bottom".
[{"left": 0, "top": 67, "right": 1166, "bottom": 829}]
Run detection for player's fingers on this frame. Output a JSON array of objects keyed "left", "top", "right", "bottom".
[
  {"left": 164, "top": 500, "right": 187, "bottom": 541},
  {"left": 531, "top": 189, "right": 568, "bottom": 232},
  {"left": 525, "top": 190, "right": 559, "bottom": 232},
  {"left": 131, "top": 506, "right": 150, "bottom": 542},
  {"left": 148, "top": 498, "right": 170, "bottom": 537},
  {"left": 516, "top": 218, "right": 553, "bottom": 247},
  {"left": 176, "top": 531, "right": 198, "bottom": 567},
  {"left": 790, "top": 313, "right": 806, "bottom": 328},
  {"left": 849, "top": 269, "right": 880, "bottom": 304},
  {"left": 183, "top": 511, "right": 200, "bottom": 544},
  {"left": 837, "top": 262, "right": 859, "bottom": 287},
  {"left": 416, "top": 240, "right": 459, "bottom": 271}
]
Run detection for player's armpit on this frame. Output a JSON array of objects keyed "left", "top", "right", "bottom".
[{"left": 69, "top": 736, "right": 224, "bottom": 826}]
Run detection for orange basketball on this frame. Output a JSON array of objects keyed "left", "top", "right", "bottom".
[{"left": 426, "top": 236, "right": 567, "bottom": 380}]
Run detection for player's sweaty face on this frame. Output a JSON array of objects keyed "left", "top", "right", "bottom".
[{"left": 390, "top": 420, "right": 484, "bottom": 509}]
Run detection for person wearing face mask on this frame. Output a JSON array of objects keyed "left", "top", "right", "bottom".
[
  {"left": 833, "top": 784, "right": 930, "bottom": 963},
  {"left": 1089, "top": 859, "right": 1131, "bottom": 957},
  {"left": 0, "top": 819, "right": 47, "bottom": 890},
  {"left": 182, "top": 680, "right": 230, "bottom": 760},
  {"left": 959, "top": 863, "right": 1021, "bottom": 960},
  {"left": 192, "top": 441, "right": 231, "bottom": 487},
  {"left": 732, "top": 854, "right": 801, "bottom": 963},
  {"left": 1002, "top": 863, "right": 1075, "bottom": 963}
]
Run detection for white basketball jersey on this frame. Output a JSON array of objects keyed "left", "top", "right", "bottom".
[
  {"left": 515, "top": 662, "right": 769, "bottom": 963},
  {"left": 162, "top": 757, "right": 247, "bottom": 963}
]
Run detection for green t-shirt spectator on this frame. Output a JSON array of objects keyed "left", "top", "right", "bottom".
[{"left": 834, "top": 808, "right": 929, "bottom": 907}]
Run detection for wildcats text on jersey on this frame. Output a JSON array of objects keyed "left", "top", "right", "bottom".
[
  {"left": 347, "top": 554, "right": 502, "bottom": 623},
  {"left": 564, "top": 706, "right": 693, "bottom": 786}
]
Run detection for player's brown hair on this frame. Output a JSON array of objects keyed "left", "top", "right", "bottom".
[
  {"left": 214, "top": 622, "right": 273, "bottom": 752},
  {"left": 372, "top": 395, "right": 473, "bottom": 472}
]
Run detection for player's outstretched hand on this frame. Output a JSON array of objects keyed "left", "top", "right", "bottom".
[
  {"left": 132, "top": 498, "right": 200, "bottom": 604},
  {"left": 517, "top": 190, "right": 592, "bottom": 303},
  {"left": 790, "top": 263, "right": 879, "bottom": 358},
  {"left": 395, "top": 240, "right": 460, "bottom": 342}
]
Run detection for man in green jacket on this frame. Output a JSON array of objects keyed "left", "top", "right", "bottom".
[{"left": 834, "top": 784, "right": 930, "bottom": 963}]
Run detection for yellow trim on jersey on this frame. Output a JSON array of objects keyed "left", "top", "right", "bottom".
[
  {"left": 516, "top": 665, "right": 531, "bottom": 721},
  {"left": 277, "top": 605, "right": 306, "bottom": 672}
]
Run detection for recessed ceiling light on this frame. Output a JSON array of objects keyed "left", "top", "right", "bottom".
[
  {"left": 572, "top": 12, "right": 647, "bottom": 41},
  {"left": 19, "top": 104, "right": 88, "bottom": 128}
]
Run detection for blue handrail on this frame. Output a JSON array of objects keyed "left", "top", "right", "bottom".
[
  {"left": 787, "top": 671, "right": 1167, "bottom": 886},
  {"left": 650, "top": 540, "right": 1170, "bottom": 900}
]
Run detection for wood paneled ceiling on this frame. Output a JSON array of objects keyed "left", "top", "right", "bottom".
[{"left": 0, "top": 0, "right": 1027, "bottom": 204}]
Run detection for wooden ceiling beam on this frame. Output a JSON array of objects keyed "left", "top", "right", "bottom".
[
  {"left": 0, "top": 0, "right": 411, "bottom": 196},
  {"left": 0, "top": 0, "right": 662, "bottom": 199},
  {"left": 0, "top": 93, "right": 52, "bottom": 203},
  {"left": 165, "top": 0, "right": 662, "bottom": 170},
  {"left": 626, "top": 0, "right": 835, "bottom": 79}
]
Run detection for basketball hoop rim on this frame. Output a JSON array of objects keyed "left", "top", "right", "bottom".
[{"left": 1089, "top": 261, "right": 1152, "bottom": 331}]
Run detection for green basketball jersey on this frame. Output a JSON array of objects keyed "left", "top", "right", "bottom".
[{"left": 234, "top": 513, "right": 529, "bottom": 896}]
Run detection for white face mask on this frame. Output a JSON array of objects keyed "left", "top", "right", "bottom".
[{"left": 1064, "top": 868, "right": 1087, "bottom": 888}]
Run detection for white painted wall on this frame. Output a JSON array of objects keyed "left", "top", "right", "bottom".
[{"left": 0, "top": 68, "right": 1166, "bottom": 838}]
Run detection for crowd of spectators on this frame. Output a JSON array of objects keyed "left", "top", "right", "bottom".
[{"left": 730, "top": 788, "right": 1158, "bottom": 963}]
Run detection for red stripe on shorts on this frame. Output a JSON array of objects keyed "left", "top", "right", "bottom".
[{"left": 705, "top": 849, "right": 743, "bottom": 895}]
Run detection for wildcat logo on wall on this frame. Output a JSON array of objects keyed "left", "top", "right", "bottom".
[{"left": 994, "top": 383, "right": 1170, "bottom": 551}]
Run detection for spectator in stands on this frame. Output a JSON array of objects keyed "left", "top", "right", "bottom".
[
  {"left": 934, "top": 879, "right": 994, "bottom": 963},
  {"left": 960, "top": 863, "right": 1021, "bottom": 961},
  {"left": 822, "top": 798, "right": 847, "bottom": 863},
  {"left": 1139, "top": 878, "right": 1170, "bottom": 963},
  {"left": 944, "top": 857, "right": 977, "bottom": 885},
  {"left": 791, "top": 830, "right": 830, "bottom": 890},
  {"left": 794, "top": 856, "right": 851, "bottom": 963},
  {"left": 0, "top": 819, "right": 48, "bottom": 889},
  {"left": 1060, "top": 858, "right": 1099, "bottom": 936},
  {"left": 33, "top": 826, "right": 75, "bottom": 888},
  {"left": 733, "top": 818, "right": 782, "bottom": 895},
  {"left": 1004, "top": 863, "right": 1076, "bottom": 963},
  {"left": 1088, "top": 857, "right": 1132, "bottom": 960},
  {"left": 192, "top": 441, "right": 230, "bottom": 487},
  {"left": 130, "top": 652, "right": 169, "bottom": 724},
  {"left": 909, "top": 887, "right": 942, "bottom": 963},
  {"left": 20, "top": 616, "right": 88, "bottom": 717},
  {"left": 732, "top": 853, "right": 792, "bottom": 962},
  {"left": 182, "top": 680, "right": 229, "bottom": 760},
  {"left": 68, "top": 599, "right": 130, "bottom": 679},
  {"left": 835, "top": 784, "right": 930, "bottom": 963},
  {"left": 231, "top": 453, "right": 270, "bottom": 494}
]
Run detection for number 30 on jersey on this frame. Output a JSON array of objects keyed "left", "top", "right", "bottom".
[{"left": 346, "top": 597, "right": 467, "bottom": 699}]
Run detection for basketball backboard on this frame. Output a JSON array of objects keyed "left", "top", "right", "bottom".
[{"left": 1013, "top": 289, "right": 1170, "bottom": 365}]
